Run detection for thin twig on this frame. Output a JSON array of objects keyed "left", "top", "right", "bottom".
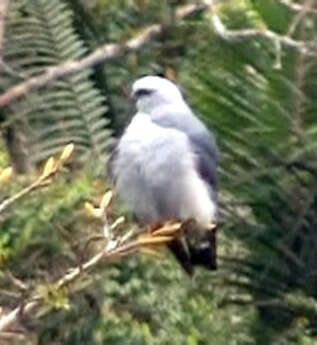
[
  {"left": 0, "top": 179, "right": 44, "bottom": 214},
  {"left": 0, "top": 144, "right": 74, "bottom": 214},
  {"left": 0, "top": 301, "right": 38, "bottom": 336},
  {"left": 287, "top": 0, "right": 314, "bottom": 37},
  {"left": 0, "top": 3, "right": 204, "bottom": 108},
  {"left": 203, "top": 0, "right": 317, "bottom": 56}
]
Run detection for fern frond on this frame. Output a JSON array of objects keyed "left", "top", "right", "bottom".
[
  {"left": 1, "top": 0, "right": 112, "bottom": 171},
  {"left": 181, "top": 3, "right": 317, "bottom": 332}
]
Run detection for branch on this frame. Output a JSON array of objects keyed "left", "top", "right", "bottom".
[
  {"left": 0, "top": 143, "right": 75, "bottom": 214},
  {"left": 0, "top": 209, "right": 181, "bottom": 337},
  {"left": 0, "top": 0, "right": 9, "bottom": 69},
  {"left": 203, "top": 0, "right": 317, "bottom": 57},
  {"left": 0, "top": 3, "right": 205, "bottom": 108}
]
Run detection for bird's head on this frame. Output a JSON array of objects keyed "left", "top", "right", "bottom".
[{"left": 131, "top": 76, "right": 184, "bottom": 113}]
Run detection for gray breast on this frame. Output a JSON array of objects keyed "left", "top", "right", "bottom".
[{"left": 112, "top": 120, "right": 214, "bottom": 225}]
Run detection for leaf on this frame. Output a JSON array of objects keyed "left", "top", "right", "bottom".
[
  {"left": 100, "top": 190, "right": 113, "bottom": 210},
  {"left": 0, "top": 167, "right": 13, "bottom": 185},
  {"left": 41, "top": 157, "right": 56, "bottom": 178},
  {"left": 84, "top": 202, "right": 103, "bottom": 219},
  {"left": 59, "top": 143, "right": 75, "bottom": 163}
]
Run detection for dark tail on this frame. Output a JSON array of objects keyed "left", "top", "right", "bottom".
[
  {"left": 189, "top": 229, "right": 217, "bottom": 271},
  {"left": 168, "top": 238, "right": 194, "bottom": 275},
  {"left": 168, "top": 228, "right": 217, "bottom": 274}
]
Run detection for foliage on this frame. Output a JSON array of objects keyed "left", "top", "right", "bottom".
[
  {"left": 0, "top": 155, "right": 254, "bottom": 345},
  {"left": 181, "top": 1, "right": 317, "bottom": 343},
  {"left": 2, "top": 0, "right": 317, "bottom": 344},
  {"left": 36, "top": 257, "right": 255, "bottom": 345}
]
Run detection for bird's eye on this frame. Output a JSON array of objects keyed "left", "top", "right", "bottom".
[{"left": 134, "top": 89, "right": 154, "bottom": 98}]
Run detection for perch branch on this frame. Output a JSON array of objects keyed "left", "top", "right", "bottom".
[
  {"left": 0, "top": 219, "right": 181, "bottom": 337},
  {"left": 0, "top": 3, "right": 204, "bottom": 108},
  {"left": 0, "top": 185, "right": 182, "bottom": 337}
]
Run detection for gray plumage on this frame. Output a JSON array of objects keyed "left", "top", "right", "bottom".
[{"left": 109, "top": 76, "right": 218, "bottom": 273}]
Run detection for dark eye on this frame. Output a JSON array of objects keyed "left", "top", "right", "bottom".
[{"left": 134, "top": 89, "right": 154, "bottom": 98}]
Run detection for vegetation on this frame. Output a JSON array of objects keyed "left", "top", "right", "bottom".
[{"left": 1, "top": 0, "right": 317, "bottom": 344}]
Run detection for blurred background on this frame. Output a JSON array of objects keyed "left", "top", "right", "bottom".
[{"left": 1, "top": 0, "right": 317, "bottom": 344}]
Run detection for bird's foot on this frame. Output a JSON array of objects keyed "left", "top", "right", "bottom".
[
  {"left": 152, "top": 221, "right": 182, "bottom": 237},
  {"left": 146, "top": 220, "right": 182, "bottom": 237}
]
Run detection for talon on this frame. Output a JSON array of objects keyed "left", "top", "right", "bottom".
[{"left": 152, "top": 222, "right": 182, "bottom": 236}]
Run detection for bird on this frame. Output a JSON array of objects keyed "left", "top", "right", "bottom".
[{"left": 108, "top": 76, "right": 218, "bottom": 274}]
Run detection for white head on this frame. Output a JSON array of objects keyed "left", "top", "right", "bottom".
[{"left": 131, "top": 76, "right": 184, "bottom": 113}]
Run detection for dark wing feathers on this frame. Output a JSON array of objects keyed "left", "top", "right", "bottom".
[
  {"left": 150, "top": 108, "right": 218, "bottom": 273},
  {"left": 189, "top": 132, "right": 218, "bottom": 202}
]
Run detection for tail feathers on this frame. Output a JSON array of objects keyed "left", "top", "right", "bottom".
[
  {"left": 189, "top": 229, "right": 217, "bottom": 271},
  {"left": 168, "top": 229, "right": 217, "bottom": 274},
  {"left": 168, "top": 238, "right": 194, "bottom": 275}
]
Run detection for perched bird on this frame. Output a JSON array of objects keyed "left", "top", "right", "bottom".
[{"left": 109, "top": 76, "right": 218, "bottom": 274}]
